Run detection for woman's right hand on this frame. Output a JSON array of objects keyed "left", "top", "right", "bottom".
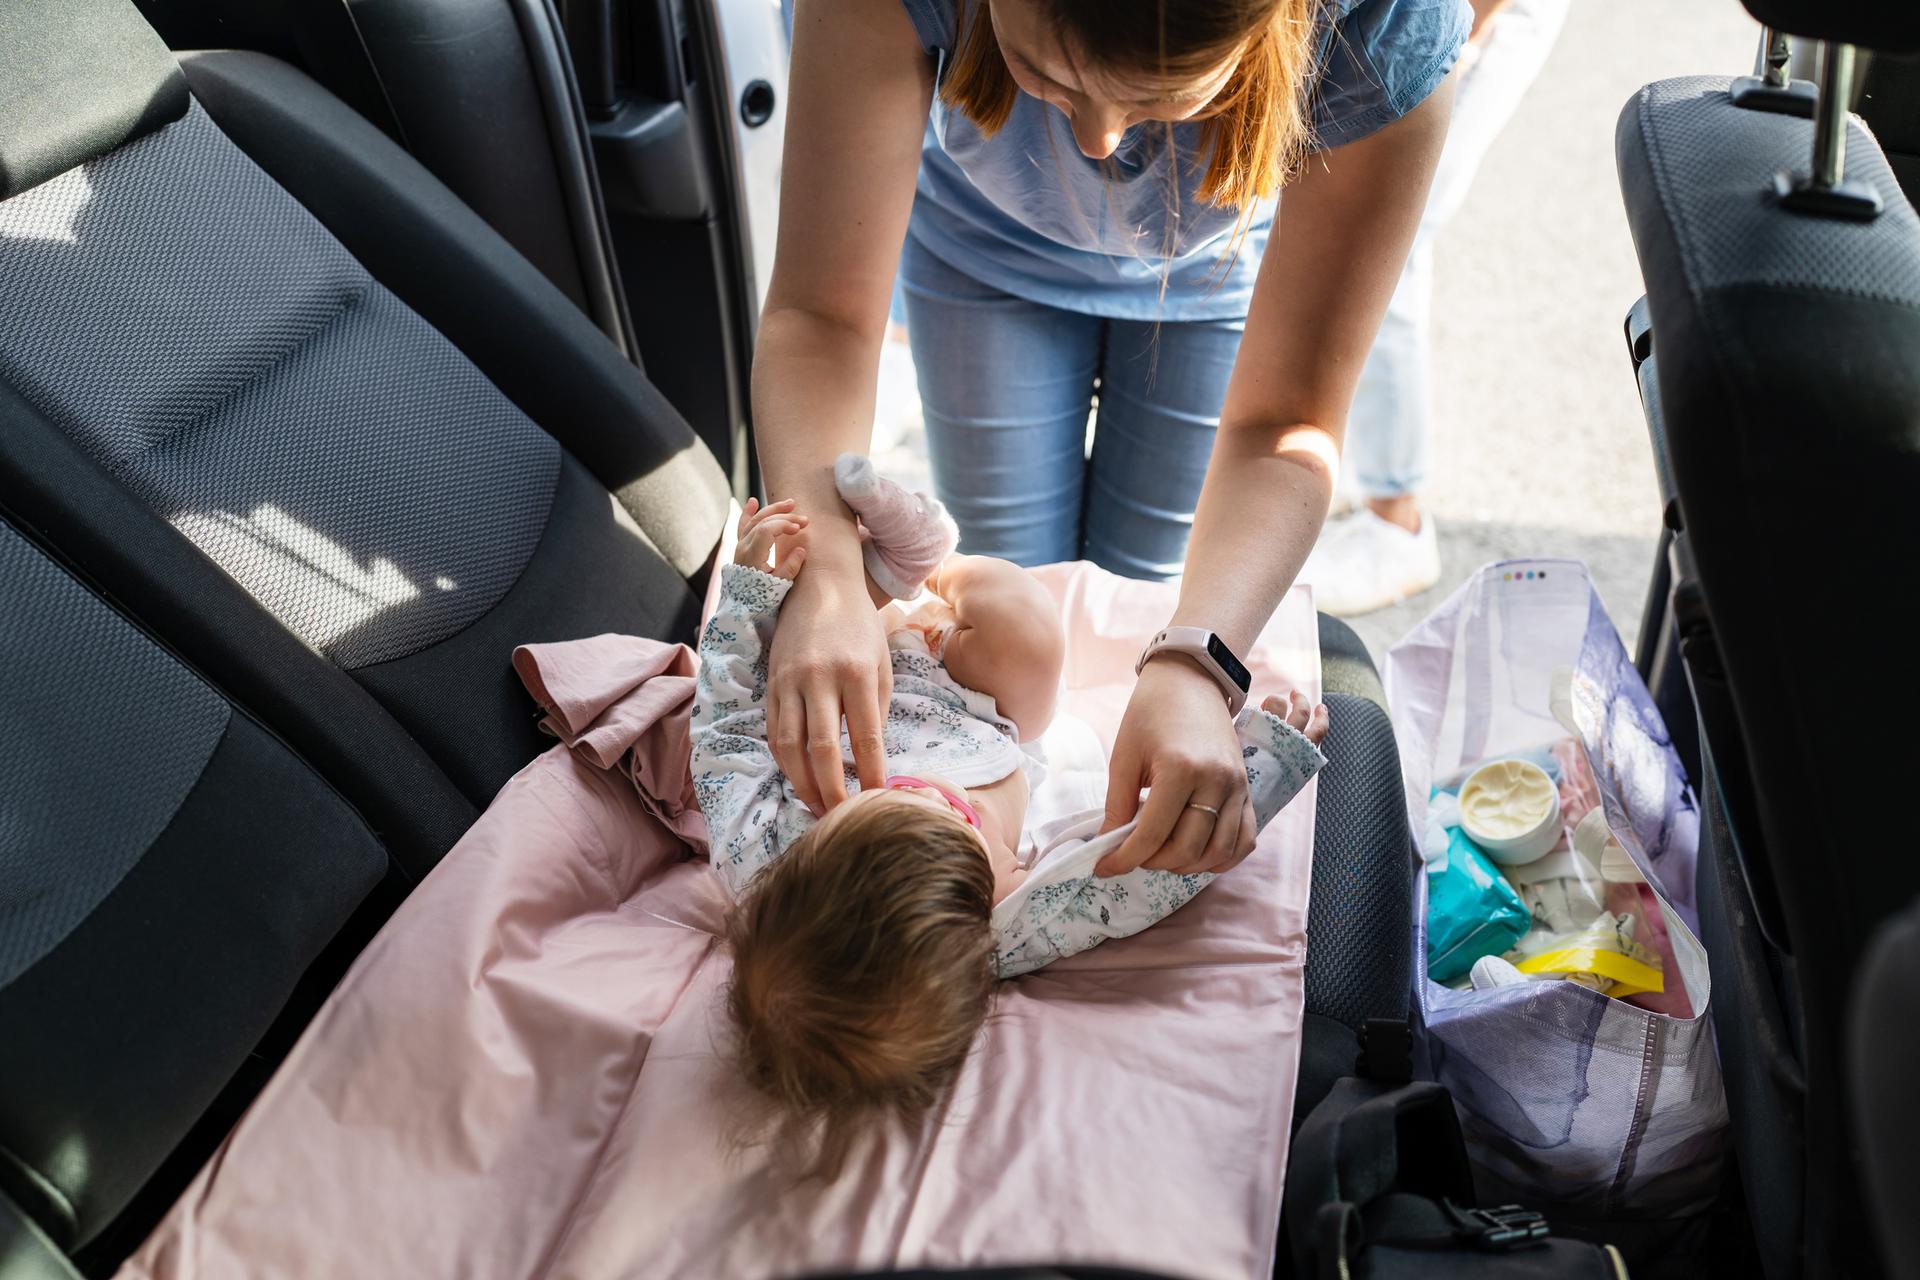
[{"left": 765, "top": 565, "right": 892, "bottom": 816}]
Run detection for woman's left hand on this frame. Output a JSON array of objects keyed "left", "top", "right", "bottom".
[{"left": 1095, "top": 656, "right": 1256, "bottom": 878}]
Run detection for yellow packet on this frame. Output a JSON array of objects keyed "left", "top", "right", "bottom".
[{"left": 1514, "top": 916, "right": 1665, "bottom": 998}]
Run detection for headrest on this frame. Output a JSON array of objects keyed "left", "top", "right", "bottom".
[
  {"left": 0, "top": 0, "right": 190, "bottom": 201},
  {"left": 1741, "top": 0, "right": 1920, "bottom": 55}
]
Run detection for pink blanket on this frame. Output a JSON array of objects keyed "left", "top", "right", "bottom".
[{"left": 121, "top": 564, "right": 1320, "bottom": 1280}]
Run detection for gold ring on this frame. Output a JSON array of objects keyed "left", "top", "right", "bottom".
[{"left": 1186, "top": 803, "right": 1221, "bottom": 816}]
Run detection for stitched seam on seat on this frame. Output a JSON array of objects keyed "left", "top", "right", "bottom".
[
  {"left": 1637, "top": 85, "right": 1707, "bottom": 306},
  {"left": 99, "top": 276, "right": 374, "bottom": 485},
  {"left": 0, "top": 1141, "right": 79, "bottom": 1245}
]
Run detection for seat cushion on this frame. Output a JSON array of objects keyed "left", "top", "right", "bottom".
[
  {"left": 0, "top": 80, "right": 714, "bottom": 812},
  {"left": 0, "top": 102, "right": 561, "bottom": 671},
  {"left": 0, "top": 0, "right": 189, "bottom": 200},
  {"left": 0, "top": 517, "right": 386, "bottom": 1249}
]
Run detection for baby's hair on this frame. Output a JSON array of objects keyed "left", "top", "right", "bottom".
[{"left": 725, "top": 795, "right": 997, "bottom": 1177}]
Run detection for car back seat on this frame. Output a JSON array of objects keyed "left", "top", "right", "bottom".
[
  {"left": 0, "top": 2, "right": 1424, "bottom": 1274},
  {"left": 1617, "top": 1, "right": 1920, "bottom": 1271},
  {"left": 0, "top": 0, "right": 731, "bottom": 880},
  {"left": 0, "top": 513, "right": 386, "bottom": 1274}
]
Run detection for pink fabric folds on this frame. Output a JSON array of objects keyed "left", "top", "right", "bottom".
[
  {"left": 121, "top": 563, "right": 1321, "bottom": 1280},
  {"left": 513, "top": 633, "right": 709, "bottom": 856}
]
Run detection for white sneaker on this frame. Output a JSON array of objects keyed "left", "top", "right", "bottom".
[{"left": 1298, "top": 507, "right": 1441, "bottom": 616}]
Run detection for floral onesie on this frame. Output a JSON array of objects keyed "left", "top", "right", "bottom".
[{"left": 691, "top": 564, "right": 1327, "bottom": 978}]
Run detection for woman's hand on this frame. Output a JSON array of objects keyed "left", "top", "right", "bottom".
[
  {"left": 765, "top": 564, "right": 892, "bottom": 817},
  {"left": 1096, "top": 656, "right": 1256, "bottom": 878}
]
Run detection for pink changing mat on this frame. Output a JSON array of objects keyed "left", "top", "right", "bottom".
[{"left": 120, "top": 563, "right": 1321, "bottom": 1280}]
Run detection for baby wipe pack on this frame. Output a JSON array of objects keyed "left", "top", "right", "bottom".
[{"left": 1385, "top": 560, "right": 1727, "bottom": 1225}]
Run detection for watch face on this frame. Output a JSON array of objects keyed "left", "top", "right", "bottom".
[{"left": 1206, "top": 633, "right": 1251, "bottom": 692}]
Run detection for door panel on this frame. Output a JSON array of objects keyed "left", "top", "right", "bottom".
[{"left": 561, "top": 0, "right": 788, "bottom": 493}]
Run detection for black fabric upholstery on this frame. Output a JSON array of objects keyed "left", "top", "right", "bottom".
[
  {"left": 0, "top": 1192, "right": 81, "bottom": 1280},
  {"left": 354, "top": 455, "right": 705, "bottom": 804},
  {"left": 178, "top": 50, "right": 728, "bottom": 582},
  {"left": 0, "top": 0, "right": 189, "bottom": 200},
  {"left": 0, "top": 522, "right": 228, "bottom": 991},
  {"left": 1740, "top": 0, "right": 1920, "bottom": 55},
  {"left": 1619, "top": 76, "right": 1920, "bottom": 1277},
  {"left": 0, "top": 524, "right": 386, "bottom": 1250},
  {"left": 1695, "top": 736, "right": 1803, "bottom": 1271},
  {"left": 1305, "top": 692, "right": 1415, "bottom": 1032},
  {"left": 0, "top": 379, "right": 476, "bottom": 879},
  {"left": 1859, "top": 54, "right": 1920, "bottom": 203},
  {"left": 1851, "top": 898, "right": 1920, "bottom": 1280}
]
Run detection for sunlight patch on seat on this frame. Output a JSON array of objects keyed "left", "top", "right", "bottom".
[
  {"left": 0, "top": 167, "right": 93, "bottom": 243},
  {"left": 173, "top": 503, "right": 426, "bottom": 652}
]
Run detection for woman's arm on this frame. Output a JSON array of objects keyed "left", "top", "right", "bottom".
[
  {"left": 753, "top": 0, "right": 936, "bottom": 815},
  {"left": 1099, "top": 77, "right": 1457, "bottom": 878}
]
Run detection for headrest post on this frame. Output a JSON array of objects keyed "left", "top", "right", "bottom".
[
  {"left": 1758, "top": 27, "right": 1792, "bottom": 88},
  {"left": 1771, "top": 40, "right": 1884, "bottom": 220},
  {"left": 1809, "top": 41, "right": 1854, "bottom": 188},
  {"left": 1731, "top": 26, "right": 1816, "bottom": 116}
]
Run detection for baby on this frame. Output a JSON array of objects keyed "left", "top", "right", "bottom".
[{"left": 692, "top": 456, "right": 1328, "bottom": 1166}]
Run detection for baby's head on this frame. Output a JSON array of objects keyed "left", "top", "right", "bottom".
[{"left": 725, "top": 788, "right": 997, "bottom": 1172}]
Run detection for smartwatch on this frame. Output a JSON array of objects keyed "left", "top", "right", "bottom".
[{"left": 1136, "top": 626, "right": 1251, "bottom": 715}]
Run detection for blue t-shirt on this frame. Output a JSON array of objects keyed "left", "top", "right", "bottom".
[{"left": 898, "top": 0, "right": 1470, "bottom": 320}]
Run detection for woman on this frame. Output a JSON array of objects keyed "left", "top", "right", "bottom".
[{"left": 756, "top": 0, "right": 1464, "bottom": 880}]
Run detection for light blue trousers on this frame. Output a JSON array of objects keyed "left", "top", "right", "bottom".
[
  {"left": 900, "top": 236, "right": 1243, "bottom": 580},
  {"left": 1345, "top": 0, "right": 1570, "bottom": 498}
]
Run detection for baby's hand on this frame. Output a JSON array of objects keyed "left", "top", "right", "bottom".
[
  {"left": 734, "top": 497, "right": 809, "bottom": 580},
  {"left": 1262, "top": 690, "right": 1330, "bottom": 746}
]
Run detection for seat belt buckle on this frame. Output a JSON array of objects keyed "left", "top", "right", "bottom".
[{"left": 1455, "top": 1204, "right": 1550, "bottom": 1252}]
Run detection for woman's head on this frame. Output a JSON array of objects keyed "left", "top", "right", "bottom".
[
  {"left": 943, "top": 0, "right": 1322, "bottom": 206},
  {"left": 725, "top": 788, "right": 998, "bottom": 1175}
]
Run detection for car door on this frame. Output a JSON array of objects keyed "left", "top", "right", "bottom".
[{"left": 560, "top": 0, "right": 789, "bottom": 494}]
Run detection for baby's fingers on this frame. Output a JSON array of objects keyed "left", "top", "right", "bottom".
[
  {"left": 1261, "top": 690, "right": 1326, "bottom": 739},
  {"left": 773, "top": 545, "right": 808, "bottom": 581}
]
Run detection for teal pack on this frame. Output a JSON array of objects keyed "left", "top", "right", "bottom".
[{"left": 1426, "top": 826, "right": 1531, "bottom": 983}]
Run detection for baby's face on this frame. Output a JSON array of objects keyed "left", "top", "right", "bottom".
[{"left": 830, "top": 784, "right": 1028, "bottom": 904}]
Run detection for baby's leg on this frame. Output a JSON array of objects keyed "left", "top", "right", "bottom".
[{"left": 925, "top": 555, "right": 1064, "bottom": 741}]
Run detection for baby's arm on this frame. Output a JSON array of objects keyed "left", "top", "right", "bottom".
[
  {"left": 994, "top": 697, "right": 1328, "bottom": 977},
  {"left": 923, "top": 555, "right": 1065, "bottom": 741},
  {"left": 691, "top": 501, "right": 812, "bottom": 894}
]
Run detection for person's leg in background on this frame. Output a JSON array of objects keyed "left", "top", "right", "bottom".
[
  {"left": 873, "top": 276, "right": 922, "bottom": 455},
  {"left": 900, "top": 237, "right": 1103, "bottom": 566},
  {"left": 1303, "top": 0, "right": 1572, "bottom": 616},
  {"left": 1084, "top": 313, "right": 1245, "bottom": 580}
]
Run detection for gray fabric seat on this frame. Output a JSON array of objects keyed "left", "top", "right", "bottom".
[
  {"left": 0, "top": 0, "right": 732, "bottom": 880},
  {"left": 1617, "top": 63, "right": 1920, "bottom": 1279},
  {"left": 0, "top": 514, "right": 386, "bottom": 1268}
]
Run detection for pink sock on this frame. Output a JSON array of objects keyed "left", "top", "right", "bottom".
[{"left": 834, "top": 453, "right": 958, "bottom": 599}]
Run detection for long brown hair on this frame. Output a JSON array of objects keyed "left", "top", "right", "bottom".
[
  {"left": 940, "top": 0, "right": 1323, "bottom": 210},
  {"left": 726, "top": 796, "right": 997, "bottom": 1177}
]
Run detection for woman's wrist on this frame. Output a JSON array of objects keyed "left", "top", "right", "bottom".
[{"left": 1138, "top": 649, "right": 1237, "bottom": 715}]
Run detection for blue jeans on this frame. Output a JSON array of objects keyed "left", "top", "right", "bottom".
[
  {"left": 1345, "top": 0, "right": 1569, "bottom": 498},
  {"left": 899, "top": 236, "right": 1244, "bottom": 580}
]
